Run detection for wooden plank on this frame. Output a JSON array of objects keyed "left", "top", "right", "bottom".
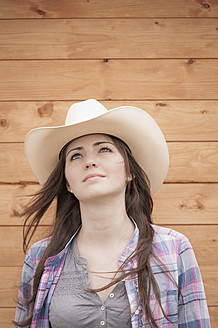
[
  {"left": 1, "top": 183, "right": 218, "bottom": 226},
  {"left": 0, "top": 184, "right": 54, "bottom": 226},
  {"left": 0, "top": 143, "right": 32, "bottom": 183},
  {"left": 0, "top": 142, "right": 217, "bottom": 183},
  {"left": 1, "top": 263, "right": 217, "bottom": 307},
  {"left": 0, "top": 226, "right": 217, "bottom": 266},
  {"left": 153, "top": 183, "right": 218, "bottom": 225},
  {"left": 167, "top": 142, "right": 218, "bottom": 183},
  {"left": 0, "top": 226, "right": 50, "bottom": 266},
  {"left": 209, "top": 307, "right": 218, "bottom": 327},
  {"left": 0, "top": 0, "right": 217, "bottom": 18},
  {"left": 1, "top": 19, "right": 218, "bottom": 59},
  {"left": 0, "top": 308, "right": 16, "bottom": 328},
  {"left": 200, "top": 269, "right": 218, "bottom": 306},
  {"left": 0, "top": 267, "right": 22, "bottom": 307},
  {"left": 165, "top": 225, "right": 218, "bottom": 250},
  {"left": 0, "top": 59, "right": 218, "bottom": 101},
  {"left": 1, "top": 100, "right": 218, "bottom": 143}
]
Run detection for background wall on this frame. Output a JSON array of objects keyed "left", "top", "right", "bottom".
[{"left": 0, "top": 0, "right": 218, "bottom": 326}]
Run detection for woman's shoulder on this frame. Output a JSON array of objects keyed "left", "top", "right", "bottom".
[
  {"left": 26, "top": 236, "right": 51, "bottom": 266},
  {"left": 152, "top": 224, "right": 189, "bottom": 241},
  {"left": 151, "top": 224, "right": 192, "bottom": 255}
]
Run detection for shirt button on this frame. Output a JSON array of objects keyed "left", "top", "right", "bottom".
[
  {"left": 109, "top": 293, "right": 114, "bottom": 298},
  {"left": 101, "top": 305, "right": 105, "bottom": 311},
  {"left": 100, "top": 321, "right": 105, "bottom": 326}
]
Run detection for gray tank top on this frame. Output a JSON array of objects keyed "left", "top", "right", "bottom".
[{"left": 49, "top": 237, "right": 132, "bottom": 327}]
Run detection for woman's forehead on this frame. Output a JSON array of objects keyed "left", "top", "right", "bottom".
[{"left": 66, "top": 133, "right": 113, "bottom": 149}]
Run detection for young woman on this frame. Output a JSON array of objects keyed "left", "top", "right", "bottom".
[{"left": 14, "top": 99, "right": 210, "bottom": 328}]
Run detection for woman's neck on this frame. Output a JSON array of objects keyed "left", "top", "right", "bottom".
[{"left": 78, "top": 194, "right": 134, "bottom": 248}]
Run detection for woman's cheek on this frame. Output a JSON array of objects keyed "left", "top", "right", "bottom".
[{"left": 113, "top": 160, "right": 127, "bottom": 178}]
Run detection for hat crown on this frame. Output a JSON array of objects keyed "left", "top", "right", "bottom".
[
  {"left": 25, "top": 99, "right": 169, "bottom": 194},
  {"left": 65, "top": 99, "right": 108, "bottom": 126}
]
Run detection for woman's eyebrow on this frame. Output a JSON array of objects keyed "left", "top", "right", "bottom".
[
  {"left": 94, "top": 141, "right": 114, "bottom": 146},
  {"left": 66, "top": 146, "right": 83, "bottom": 157},
  {"left": 66, "top": 141, "right": 114, "bottom": 157}
]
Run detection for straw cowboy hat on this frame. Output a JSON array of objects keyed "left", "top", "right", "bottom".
[{"left": 24, "top": 99, "right": 169, "bottom": 194}]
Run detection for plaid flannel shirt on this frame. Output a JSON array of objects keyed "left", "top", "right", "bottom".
[{"left": 14, "top": 223, "right": 211, "bottom": 328}]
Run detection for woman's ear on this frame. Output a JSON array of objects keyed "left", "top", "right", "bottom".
[
  {"left": 66, "top": 181, "right": 72, "bottom": 193},
  {"left": 127, "top": 174, "right": 135, "bottom": 182}
]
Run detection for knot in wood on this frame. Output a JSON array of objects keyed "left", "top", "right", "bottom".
[
  {"left": 155, "top": 102, "right": 166, "bottom": 107},
  {"left": 0, "top": 119, "right": 8, "bottom": 127},
  {"left": 104, "top": 59, "right": 109, "bottom": 63},
  {"left": 203, "top": 3, "right": 210, "bottom": 9},
  {"left": 12, "top": 209, "right": 22, "bottom": 217},
  {"left": 37, "top": 9, "right": 46, "bottom": 16},
  {"left": 188, "top": 58, "right": 194, "bottom": 65},
  {"left": 37, "top": 103, "right": 53, "bottom": 117}
]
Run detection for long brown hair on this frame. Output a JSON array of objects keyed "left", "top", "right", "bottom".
[{"left": 14, "top": 135, "right": 177, "bottom": 327}]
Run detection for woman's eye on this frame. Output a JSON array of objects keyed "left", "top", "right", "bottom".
[
  {"left": 100, "top": 147, "right": 111, "bottom": 153},
  {"left": 70, "top": 153, "right": 81, "bottom": 161}
]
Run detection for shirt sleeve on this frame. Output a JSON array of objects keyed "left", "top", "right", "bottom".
[
  {"left": 14, "top": 249, "right": 35, "bottom": 328},
  {"left": 177, "top": 235, "right": 211, "bottom": 328}
]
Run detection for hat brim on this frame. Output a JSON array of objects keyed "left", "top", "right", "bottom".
[{"left": 24, "top": 106, "right": 169, "bottom": 194}]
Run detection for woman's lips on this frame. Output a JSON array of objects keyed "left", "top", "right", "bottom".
[{"left": 83, "top": 174, "right": 105, "bottom": 182}]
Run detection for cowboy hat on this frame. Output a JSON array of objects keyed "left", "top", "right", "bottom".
[{"left": 24, "top": 99, "right": 169, "bottom": 194}]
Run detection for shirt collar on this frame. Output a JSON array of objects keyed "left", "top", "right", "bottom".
[
  {"left": 44, "top": 225, "right": 81, "bottom": 268},
  {"left": 118, "top": 217, "right": 139, "bottom": 268}
]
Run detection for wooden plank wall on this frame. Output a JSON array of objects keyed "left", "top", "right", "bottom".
[{"left": 0, "top": 0, "right": 218, "bottom": 326}]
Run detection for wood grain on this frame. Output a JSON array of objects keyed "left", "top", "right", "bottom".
[
  {"left": 1, "top": 19, "right": 218, "bottom": 59},
  {"left": 208, "top": 307, "right": 218, "bottom": 328},
  {"left": 0, "top": 142, "right": 217, "bottom": 183},
  {"left": 167, "top": 142, "right": 218, "bottom": 183},
  {"left": 0, "top": 1, "right": 217, "bottom": 326},
  {"left": 1, "top": 183, "right": 217, "bottom": 226},
  {"left": 1, "top": 100, "right": 218, "bottom": 142},
  {"left": 0, "top": 226, "right": 50, "bottom": 266},
  {"left": 1, "top": 60, "right": 218, "bottom": 100},
  {"left": 153, "top": 183, "right": 218, "bottom": 224},
  {"left": 165, "top": 225, "right": 218, "bottom": 250},
  {"left": 0, "top": 267, "right": 22, "bottom": 307},
  {"left": 0, "top": 184, "right": 54, "bottom": 226},
  {"left": 0, "top": 308, "right": 16, "bottom": 328},
  {"left": 0, "top": 0, "right": 217, "bottom": 19}
]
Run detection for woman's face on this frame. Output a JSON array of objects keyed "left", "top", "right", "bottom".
[{"left": 65, "top": 134, "right": 128, "bottom": 203}]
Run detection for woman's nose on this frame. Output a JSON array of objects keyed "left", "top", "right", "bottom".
[
  {"left": 85, "top": 161, "right": 96, "bottom": 169},
  {"left": 85, "top": 156, "right": 98, "bottom": 169}
]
